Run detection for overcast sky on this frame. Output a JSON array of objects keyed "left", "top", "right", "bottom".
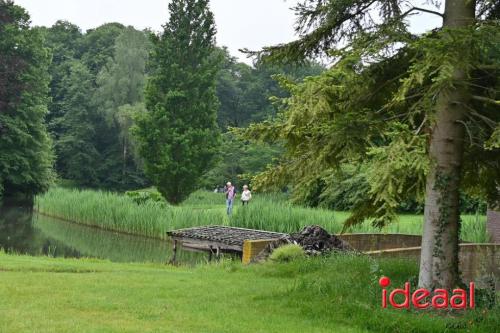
[{"left": 14, "top": 0, "right": 442, "bottom": 64}]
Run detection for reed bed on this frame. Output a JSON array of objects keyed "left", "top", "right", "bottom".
[
  {"left": 230, "top": 197, "right": 347, "bottom": 234},
  {"left": 230, "top": 197, "right": 488, "bottom": 243},
  {"left": 348, "top": 214, "right": 488, "bottom": 243},
  {"left": 36, "top": 188, "right": 489, "bottom": 243},
  {"left": 36, "top": 188, "right": 226, "bottom": 240}
]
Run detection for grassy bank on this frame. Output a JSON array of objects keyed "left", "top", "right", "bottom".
[
  {"left": 36, "top": 187, "right": 489, "bottom": 242},
  {"left": 0, "top": 253, "right": 497, "bottom": 332}
]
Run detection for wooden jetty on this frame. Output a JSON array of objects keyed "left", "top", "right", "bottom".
[{"left": 167, "top": 225, "right": 286, "bottom": 262}]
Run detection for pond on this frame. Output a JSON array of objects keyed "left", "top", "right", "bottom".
[{"left": 0, "top": 203, "right": 211, "bottom": 264}]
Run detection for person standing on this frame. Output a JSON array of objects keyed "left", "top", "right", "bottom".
[
  {"left": 224, "top": 182, "right": 236, "bottom": 215},
  {"left": 241, "top": 185, "right": 252, "bottom": 206}
]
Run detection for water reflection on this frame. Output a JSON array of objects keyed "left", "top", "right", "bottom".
[
  {"left": 0, "top": 200, "right": 59, "bottom": 256},
  {"left": 0, "top": 202, "right": 207, "bottom": 264},
  {"left": 33, "top": 214, "right": 206, "bottom": 264}
]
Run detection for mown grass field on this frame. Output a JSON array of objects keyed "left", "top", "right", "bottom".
[
  {"left": 36, "top": 187, "right": 489, "bottom": 242},
  {"left": 0, "top": 252, "right": 498, "bottom": 333}
]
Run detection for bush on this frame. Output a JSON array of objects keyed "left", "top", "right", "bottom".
[
  {"left": 269, "top": 244, "right": 305, "bottom": 262},
  {"left": 125, "top": 190, "right": 167, "bottom": 206}
]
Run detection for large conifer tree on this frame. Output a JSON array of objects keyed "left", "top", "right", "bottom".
[
  {"left": 134, "top": 0, "right": 220, "bottom": 204},
  {"left": 242, "top": 0, "right": 499, "bottom": 290},
  {"left": 0, "top": 0, "right": 53, "bottom": 201}
]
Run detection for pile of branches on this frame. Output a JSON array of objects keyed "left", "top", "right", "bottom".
[{"left": 253, "top": 225, "right": 352, "bottom": 262}]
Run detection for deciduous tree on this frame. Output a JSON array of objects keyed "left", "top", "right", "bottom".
[
  {"left": 0, "top": 0, "right": 53, "bottom": 201},
  {"left": 94, "top": 27, "right": 150, "bottom": 189}
]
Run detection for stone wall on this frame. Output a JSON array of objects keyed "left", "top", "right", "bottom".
[
  {"left": 366, "top": 244, "right": 500, "bottom": 289},
  {"left": 244, "top": 233, "right": 499, "bottom": 289},
  {"left": 337, "top": 233, "right": 422, "bottom": 252}
]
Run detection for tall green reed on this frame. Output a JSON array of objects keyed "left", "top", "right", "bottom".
[
  {"left": 36, "top": 188, "right": 488, "bottom": 243},
  {"left": 36, "top": 188, "right": 226, "bottom": 239}
]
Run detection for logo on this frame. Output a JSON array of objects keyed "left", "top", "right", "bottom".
[{"left": 379, "top": 276, "right": 475, "bottom": 309}]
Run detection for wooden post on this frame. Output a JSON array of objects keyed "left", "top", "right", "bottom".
[
  {"left": 168, "top": 240, "right": 178, "bottom": 265},
  {"left": 208, "top": 246, "right": 213, "bottom": 262},
  {"left": 216, "top": 246, "right": 221, "bottom": 260}
]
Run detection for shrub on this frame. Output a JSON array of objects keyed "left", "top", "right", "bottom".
[
  {"left": 125, "top": 190, "right": 167, "bottom": 206},
  {"left": 269, "top": 244, "right": 305, "bottom": 262}
]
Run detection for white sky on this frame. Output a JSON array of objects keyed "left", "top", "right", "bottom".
[{"left": 14, "top": 0, "right": 442, "bottom": 64}]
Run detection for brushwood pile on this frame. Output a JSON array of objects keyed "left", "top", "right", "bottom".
[{"left": 254, "top": 225, "right": 352, "bottom": 262}]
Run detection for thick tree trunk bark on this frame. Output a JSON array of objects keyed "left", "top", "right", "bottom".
[
  {"left": 486, "top": 188, "right": 500, "bottom": 243},
  {"left": 487, "top": 208, "right": 500, "bottom": 243},
  {"left": 418, "top": 0, "right": 476, "bottom": 290}
]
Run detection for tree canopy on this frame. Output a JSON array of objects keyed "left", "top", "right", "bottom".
[
  {"left": 0, "top": 0, "right": 53, "bottom": 201},
  {"left": 43, "top": 22, "right": 151, "bottom": 190},
  {"left": 133, "top": 0, "right": 221, "bottom": 204},
  {"left": 239, "top": 0, "right": 499, "bottom": 289}
]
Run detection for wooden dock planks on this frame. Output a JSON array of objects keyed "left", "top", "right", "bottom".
[{"left": 167, "top": 225, "right": 286, "bottom": 255}]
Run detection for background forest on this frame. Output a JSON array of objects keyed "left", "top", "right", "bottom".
[
  {"left": 40, "top": 21, "right": 322, "bottom": 191},
  {"left": 1, "top": 6, "right": 489, "bottom": 215}
]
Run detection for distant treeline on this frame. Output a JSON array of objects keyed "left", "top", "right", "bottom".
[{"left": 40, "top": 21, "right": 323, "bottom": 191}]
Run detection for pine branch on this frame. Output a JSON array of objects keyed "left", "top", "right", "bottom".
[
  {"left": 400, "top": 6, "right": 444, "bottom": 19},
  {"left": 472, "top": 95, "right": 500, "bottom": 105},
  {"left": 464, "top": 107, "right": 497, "bottom": 129},
  {"left": 415, "top": 115, "right": 428, "bottom": 135},
  {"left": 456, "top": 120, "right": 474, "bottom": 146}
]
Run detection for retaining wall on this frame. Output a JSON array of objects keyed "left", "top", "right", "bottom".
[
  {"left": 366, "top": 244, "right": 500, "bottom": 289},
  {"left": 242, "top": 233, "right": 499, "bottom": 290},
  {"left": 337, "top": 233, "right": 422, "bottom": 252}
]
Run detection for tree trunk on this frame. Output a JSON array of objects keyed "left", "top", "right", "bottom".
[
  {"left": 486, "top": 188, "right": 500, "bottom": 243},
  {"left": 418, "top": 0, "right": 476, "bottom": 290},
  {"left": 122, "top": 136, "right": 128, "bottom": 180},
  {"left": 487, "top": 208, "right": 500, "bottom": 243}
]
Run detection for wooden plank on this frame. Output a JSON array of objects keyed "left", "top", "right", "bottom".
[
  {"left": 167, "top": 226, "right": 288, "bottom": 258},
  {"left": 170, "top": 236, "right": 243, "bottom": 252}
]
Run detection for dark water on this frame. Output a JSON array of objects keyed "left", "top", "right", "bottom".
[{"left": 0, "top": 203, "right": 208, "bottom": 264}]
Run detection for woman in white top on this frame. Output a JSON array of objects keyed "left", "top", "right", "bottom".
[{"left": 241, "top": 185, "right": 252, "bottom": 206}]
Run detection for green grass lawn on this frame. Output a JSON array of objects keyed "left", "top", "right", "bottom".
[{"left": 0, "top": 253, "right": 498, "bottom": 333}]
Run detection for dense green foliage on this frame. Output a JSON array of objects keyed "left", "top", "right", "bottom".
[
  {"left": 43, "top": 22, "right": 151, "bottom": 190},
  {"left": 201, "top": 133, "right": 282, "bottom": 189},
  {"left": 55, "top": 61, "right": 100, "bottom": 184},
  {"left": 1, "top": 2, "right": 325, "bottom": 197},
  {"left": 0, "top": 253, "right": 498, "bottom": 332},
  {"left": 36, "top": 188, "right": 489, "bottom": 243},
  {"left": 216, "top": 47, "right": 324, "bottom": 129},
  {"left": 134, "top": 0, "right": 221, "bottom": 204},
  {"left": 243, "top": 15, "right": 500, "bottom": 225},
  {"left": 93, "top": 27, "right": 150, "bottom": 188},
  {"left": 0, "top": 0, "right": 53, "bottom": 200},
  {"left": 300, "top": 164, "right": 487, "bottom": 214},
  {"left": 240, "top": 1, "right": 499, "bottom": 288},
  {"left": 125, "top": 188, "right": 167, "bottom": 206},
  {"left": 38, "top": 20, "right": 324, "bottom": 193}
]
